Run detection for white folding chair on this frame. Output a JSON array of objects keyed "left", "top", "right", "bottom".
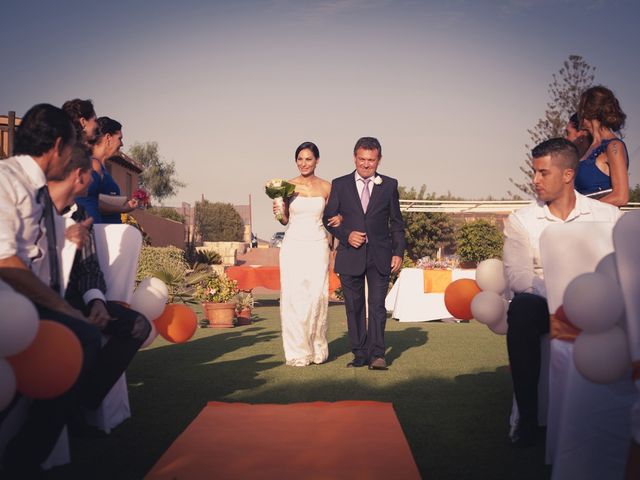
[{"left": 539, "top": 221, "right": 635, "bottom": 479}]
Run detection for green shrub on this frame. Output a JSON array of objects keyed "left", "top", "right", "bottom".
[
  {"left": 194, "top": 200, "right": 244, "bottom": 241},
  {"left": 137, "top": 246, "right": 188, "bottom": 282},
  {"left": 196, "top": 249, "right": 222, "bottom": 265},
  {"left": 456, "top": 220, "right": 503, "bottom": 264}
]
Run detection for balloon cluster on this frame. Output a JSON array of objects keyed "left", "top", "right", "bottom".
[
  {"left": 561, "top": 253, "right": 631, "bottom": 384},
  {"left": 0, "top": 288, "right": 82, "bottom": 411},
  {"left": 131, "top": 277, "right": 197, "bottom": 347},
  {"left": 443, "top": 259, "right": 509, "bottom": 334}
]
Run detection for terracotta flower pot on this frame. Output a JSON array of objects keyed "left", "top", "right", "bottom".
[
  {"left": 202, "top": 302, "right": 236, "bottom": 328},
  {"left": 236, "top": 307, "right": 252, "bottom": 326}
]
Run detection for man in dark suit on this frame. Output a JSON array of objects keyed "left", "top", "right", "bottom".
[{"left": 323, "top": 137, "right": 405, "bottom": 370}]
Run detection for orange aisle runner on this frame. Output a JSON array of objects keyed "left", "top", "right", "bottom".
[{"left": 145, "top": 401, "right": 421, "bottom": 480}]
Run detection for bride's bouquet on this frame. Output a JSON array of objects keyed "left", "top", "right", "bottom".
[{"left": 265, "top": 178, "right": 296, "bottom": 221}]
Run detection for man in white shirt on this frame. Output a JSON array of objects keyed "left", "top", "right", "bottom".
[
  {"left": 0, "top": 104, "right": 102, "bottom": 475},
  {"left": 503, "top": 137, "right": 621, "bottom": 448}
]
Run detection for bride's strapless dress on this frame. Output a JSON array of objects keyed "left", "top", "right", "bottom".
[{"left": 279, "top": 196, "right": 329, "bottom": 366}]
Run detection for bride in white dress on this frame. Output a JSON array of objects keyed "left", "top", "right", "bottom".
[{"left": 274, "top": 142, "right": 339, "bottom": 366}]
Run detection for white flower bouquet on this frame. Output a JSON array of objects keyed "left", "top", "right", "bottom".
[{"left": 265, "top": 178, "right": 296, "bottom": 220}]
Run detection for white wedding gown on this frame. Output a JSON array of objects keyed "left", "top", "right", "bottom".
[{"left": 279, "top": 196, "right": 330, "bottom": 366}]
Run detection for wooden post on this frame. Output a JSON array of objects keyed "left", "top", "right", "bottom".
[
  {"left": 248, "top": 194, "right": 253, "bottom": 244},
  {"left": 8, "top": 111, "right": 15, "bottom": 157}
]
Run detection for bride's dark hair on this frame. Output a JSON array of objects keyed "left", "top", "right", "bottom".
[{"left": 295, "top": 141, "right": 320, "bottom": 160}]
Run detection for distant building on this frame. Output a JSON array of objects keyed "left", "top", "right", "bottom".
[
  {"left": 105, "top": 153, "right": 143, "bottom": 198},
  {"left": 0, "top": 112, "right": 21, "bottom": 159}
]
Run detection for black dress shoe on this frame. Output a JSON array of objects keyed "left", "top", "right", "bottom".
[
  {"left": 68, "top": 415, "right": 108, "bottom": 438},
  {"left": 368, "top": 357, "right": 388, "bottom": 370},
  {"left": 509, "top": 423, "right": 536, "bottom": 448},
  {"left": 346, "top": 357, "right": 367, "bottom": 368}
]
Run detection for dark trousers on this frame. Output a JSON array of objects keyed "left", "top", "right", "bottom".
[
  {"left": 78, "top": 301, "right": 150, "bottom": 408},
  {"left": 2, "top": 302, "right": 149, "bottom": 470},
  {"left": 340, "top": 251, "right": 390, "bottom": 361},
  {"left": 506, "top": 293, "right": 550, "bottom": 428}
]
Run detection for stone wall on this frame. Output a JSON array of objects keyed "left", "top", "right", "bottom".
[{"left": 198, "top": 242, "right": 248, "bottom": 266}]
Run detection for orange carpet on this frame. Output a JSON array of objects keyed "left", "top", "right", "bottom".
[{"left": 145, "top": 401, "right": 421, "bottom": 480}]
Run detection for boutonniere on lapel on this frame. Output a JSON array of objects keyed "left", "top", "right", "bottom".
[{"left": 373, "top": 175, "right": 383, "bottom": 185}]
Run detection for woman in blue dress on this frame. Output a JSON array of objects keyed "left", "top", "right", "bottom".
[
  {"left": 76, "top": 116, "right": 138, "bottom": 223},
  {"left": 575, "top": 86, "right": 630, "bottom": 206}
]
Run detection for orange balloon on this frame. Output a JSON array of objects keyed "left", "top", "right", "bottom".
[
  {"left": 8, "top": 320, "right": 83, "bottom": 399},
  {"left": 154, "top": 304, "right": 197, "bottom": 343},
  {"left": 444, "top": 279, "right": 481, "bottom": 320}
]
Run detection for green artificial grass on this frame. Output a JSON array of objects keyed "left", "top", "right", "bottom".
[{"left": 44, "top": 298, "right": 551, "bottom": 479}]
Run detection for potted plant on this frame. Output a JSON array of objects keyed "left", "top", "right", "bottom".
[
  {"left": 235, "top": 292, "right": 256, "bottom": 326},
  {"left": 194, "top": 273, "right": 239, "bottom": 328}
]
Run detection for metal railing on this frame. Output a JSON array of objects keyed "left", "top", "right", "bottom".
[{"left": 399, "top": 199, "right": 640, "bottom": 213}]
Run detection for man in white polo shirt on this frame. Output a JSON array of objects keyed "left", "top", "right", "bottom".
[{"left": 503, "top": 137, "right": 621, "bottom": 448}]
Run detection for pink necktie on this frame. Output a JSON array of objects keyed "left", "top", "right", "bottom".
[{"left": 360, "top": 178, "right": 371, "bottom": 212}]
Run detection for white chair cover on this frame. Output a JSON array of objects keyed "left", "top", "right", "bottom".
[
  {"left": 85, "top": 224, "right": 143, "bottom": 432},
  {"left": 613, "top": 211, "right": 640, "bottom": 469},
  {"left": 539, "top": 221, "right": 635, "bottom": 478},
  {"left": 93, "top": 224, "right": 142, "bottom": 304}
]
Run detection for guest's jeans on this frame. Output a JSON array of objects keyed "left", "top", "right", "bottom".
[{"left": 506, "top": 293, "right": 550, "bottom": 429}]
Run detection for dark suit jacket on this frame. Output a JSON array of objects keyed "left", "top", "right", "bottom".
[{"left": 323, "top": 171, "right": 405, "bottom": 276}]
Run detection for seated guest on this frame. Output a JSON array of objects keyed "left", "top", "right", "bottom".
[
  {"left": 48, "top": 143, "right": 150, "bottom": 362},
  {"left": 0, "top": 105, "right": 142, "bottom": 475},
  {"left": 76, "top": 116, "right": 138, "bottom": 223},
  {"left": 575, "top": 85, "right": 630, "bottom": 206},
  {"left": 564, "top": 113, "right": 592, "bottom": 160},
  {"left": 503, "top": 138, "right": 621, "bottom": 447},
  {"left": 62, "top": 98, "right": 99, "bottom": 145}
]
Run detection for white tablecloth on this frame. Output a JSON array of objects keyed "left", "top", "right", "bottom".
[{"left": 385, "top": 268, "right": 476, "bottom": 322}]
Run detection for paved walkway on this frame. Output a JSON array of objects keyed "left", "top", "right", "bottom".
[{"left": 237, "top": 247, "right": 280, "bottom": 266}]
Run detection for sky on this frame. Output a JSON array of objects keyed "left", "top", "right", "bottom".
[{"left": 2, "top": 0, "right": 639, "bottom": 240}]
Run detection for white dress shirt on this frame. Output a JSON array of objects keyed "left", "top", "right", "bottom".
[
  {"left": 503, "top": 191, "right": 621, "bottom": 298},
  {"left": 354, "top": 172, "right": 375, "bottom": 199},
  {"left": 0, "top": 155, "right": 51, "bottom": 284}
]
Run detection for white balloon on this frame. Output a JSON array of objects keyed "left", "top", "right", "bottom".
[
  {"left": 0, "top": 278, "right": 15, "bottom": 293},
  {"left": 471, "top": 291, "right": 506, "bottom": 326},
  {"left": 595, "top": 253, "right": 619, "bottom": 284},
  {"left": 130, "top": 285, "right": 166, "bottom": 322},
  {"left": 489, "top": 317, "right": 508, "bottom": 335},
  {"left": 574, "top": 327, "right": 630, "bottom": 384},
  {"left": 0, "top": 291, "right": 40, "bottom": 357},
  {"left": 0, "top": 358, "right": 17, "bottom": 411},
  {"left": 138, "top": 277, "right": 169, "bottom": 304},
  {"left": 563, "top": 272, "right": 625, "bottom": 333},
  {"left": 140, "top": 321, "right": 158, "bottom": 349},
  {"left": 475, "top": 259, "right": 507, "bottom": 293}
]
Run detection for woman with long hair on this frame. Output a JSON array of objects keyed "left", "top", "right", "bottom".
[
  {"left": 76, "top": 116, "right": 138, "bottom": 223},
  {"left": 575, "top": 85, "right": 630, "bottom": 206}
]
